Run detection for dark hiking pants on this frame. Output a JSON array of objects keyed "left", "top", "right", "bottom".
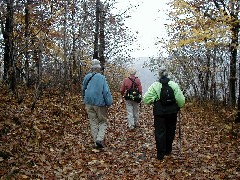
[{"left": 154, "top": 113, "right": 177, "bottom": 158}]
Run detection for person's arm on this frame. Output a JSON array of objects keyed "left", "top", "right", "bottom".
[
  {"left": 143, "top": 82, "right": 160, "bottom": 105},
  {"left": 82, "top": 74, "right": 90, "bottom": 99},
  {"left": 170, "top": 81, "right": 185, "bottom": 108},
  {"left": 136, "top": 78, "right": 143, "bottom": 95},
  {"left": 175, "top": 87, "right": 185, "bottom": 108},
  {"left": 102, "top": 77, "right": 113, "bottom": 106}
]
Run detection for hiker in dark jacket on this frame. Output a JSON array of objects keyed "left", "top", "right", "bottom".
[
  {"left": 143, "top": 68, "right": 185, "bottom": 160},
  {"left": 82, "top": 59, "right": 113, "bottom": 149}
]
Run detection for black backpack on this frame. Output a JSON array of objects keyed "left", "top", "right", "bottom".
[
  {"left": 159, "top": 80, "right": 176, "bottom": 105},
  {"left": 153, "top": 79, "right": 179, "bottom": 115},
  {"left": 124, "top": 77, "right": 142, "bottom": 103}
]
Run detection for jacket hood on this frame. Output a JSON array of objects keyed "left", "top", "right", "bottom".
[{"left": 160, "top": 76, "right": 170, "bottom": 84}]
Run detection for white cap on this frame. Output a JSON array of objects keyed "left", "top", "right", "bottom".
[
  {"left": 159, "top": 68, "right": 168, "bottom": 77},
  {"left": 129, "top": 67, "right": 136, "bottom": 75},
  {"left": 91, "top": 59, "right": 101, "bottom": 69}
]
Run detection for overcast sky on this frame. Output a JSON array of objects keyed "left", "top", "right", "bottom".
[{"left": 115, "top": 0, "right": 170, "bottom": 58}]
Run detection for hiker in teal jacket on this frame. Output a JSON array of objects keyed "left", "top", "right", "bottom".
[
  {"left": 143, "top": 68, "right": 185, "bottom": 160},
  {"left": 82, "top": 59, "right": 113, "bottom": 149}
]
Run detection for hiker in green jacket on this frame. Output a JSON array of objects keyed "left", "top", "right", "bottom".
[{"left": 143, "top": 68, "right": 185, "bottom": 160}]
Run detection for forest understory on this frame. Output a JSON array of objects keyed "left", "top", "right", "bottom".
[{"left": 0, "top": 85, "right": 240, "bottom": 180}]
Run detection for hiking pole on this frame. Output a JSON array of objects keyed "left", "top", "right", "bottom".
[
  {"left": 178, "top": 111, "right": 182, "bottom": 156},
  {"left": 139, "top": 101, "right": 142, "bottom": 124}
]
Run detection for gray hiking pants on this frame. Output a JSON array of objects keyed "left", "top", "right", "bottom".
[
  {"left": 85, "top": 104, "right": 108, "bottom": 144},
  {"left": 125, "top": 100, "right": 139, "bottom": 128}
]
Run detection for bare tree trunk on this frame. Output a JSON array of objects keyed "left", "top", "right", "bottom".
[
  {"left": 204, "top": 49, "right": 211, "bottom": 100},
  {"left": 93, "top": 0, "right": 105, "bottom": 72},
  {"left": 210, "top": 0, "right": 239, "bottom": 106},
  {"left": 99, "top": 1, "right": 105, "bottom": 69},
  {"left": 71, "top": 0, "right": 78, "bottom": 93},
  {"left": 24, "top": 0, "right": 30, "bottom": 87},
  {"left": 93, "top": 0, "right": 100, "bottom": 60},
  {"left": 234, "top": 2, "right": 240, "bottom": 122},
  {"left": 229, "top": 23, "right": 238, "bottom": 106},
  {"left": 31, "top": 0, "right": 43, "bottom": 110},
  {"left": 61, "top": 0, "right": 69, "bottom": 94},
  {"left": 210, "top": 47, "right": 217, "bottom": 102},
  {"left": 3, "top": 0, "right": 15, "bottom": 91}
]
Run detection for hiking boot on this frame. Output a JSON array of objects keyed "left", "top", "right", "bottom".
[
  {"left": 157, "top": 153, "right": 165, "bottom": 160},
  {"left": 129, "top": 126, "right": 135, "bottom": 130},
  {"left": 165, "top": 151, "right": 171, "bottom": 156},
  {"left": 96, "top": 140, "right": 104, "bottom": 148}
]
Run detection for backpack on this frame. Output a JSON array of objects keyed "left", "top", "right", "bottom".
[
  {"left": 124, "top": 77, "right": 142, "bottom": 103},
  {"left": 159, "top": 80, "right": 176, "bottom": 105},
  {"left": 153, "top": 79, "right": 179, "bottom": 115}
]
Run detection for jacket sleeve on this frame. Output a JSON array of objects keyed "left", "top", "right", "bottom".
[
  {"left": 135, "top": 78, "right": 143, "bottom": 94},
  {"left": 102, "top": 77, "right": 113, "bottom": 106},
  {"left": 143, "top": 82, "right": 160, "bottom": 105},
  {"left": 171, "top": 82, "right": 185, "bottom": 108}
]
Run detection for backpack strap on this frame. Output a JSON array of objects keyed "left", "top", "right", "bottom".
[
  {"left": 128, "top": 77, "right": 138, "bottom": 88},
  {"left": 86, "top": 73, "right": 96, "bottom": 87},
  {"left": 83, "top": 73, "right": 96, "bottom": 98}
]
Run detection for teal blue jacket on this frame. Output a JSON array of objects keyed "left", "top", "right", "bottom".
[
  {"left": 143, "top": 80, "right": 185, "bottom": 108},
  {"left": 82, "top": 72, "right": 113, "bottom": 106}
]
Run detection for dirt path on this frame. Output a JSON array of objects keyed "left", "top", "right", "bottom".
[
  {"left": 1, "top": 94, "right": 239, "bottom": 179},
  {"left": 70, "top": 102, "right": 240, "bottom": 179}
]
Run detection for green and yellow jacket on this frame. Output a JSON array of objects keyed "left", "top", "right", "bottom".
[{"left": 143, "top": 77, "right": 185, "bottom": 115}]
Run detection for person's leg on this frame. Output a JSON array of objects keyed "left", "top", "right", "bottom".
[
  {"left": 95, "top": 106, "right": 108, "bottom": 145},
  {"left": 85, "top": 104, "right": 98, "bottom": 144},
  {"left": 132, "top": 101, "right": 139, "bottom": 127},
  {"left": 154, "top": 115, "right": 166, "bottom": 160},
  {"left": 165, "top": 113, "right": 177, "bottom": 155},
  {"left": 125, "top": 100, "right": 135, "bottom": 129}
]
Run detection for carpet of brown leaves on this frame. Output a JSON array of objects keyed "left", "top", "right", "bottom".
[{"left": 0, "top": 86, "right": 239, "bottom": 179}]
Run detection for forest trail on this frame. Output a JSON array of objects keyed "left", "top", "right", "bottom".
[{"left": 0, "top": 92, "right": 239, "bottom": 179}]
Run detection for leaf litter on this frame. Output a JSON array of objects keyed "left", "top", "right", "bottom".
[{"left": 0, "top": 89, "right": 239, "bottom": 179}]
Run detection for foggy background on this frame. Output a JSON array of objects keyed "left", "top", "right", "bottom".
[{"left": 134, "top": 57, "right": 157, "bottom": 94}]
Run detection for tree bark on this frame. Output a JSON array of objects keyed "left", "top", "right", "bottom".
[
  {"left": 93, "top": 0, "right": 100, "bottom": 60},
  {"left": 24, "top": 0, "right": 31, "bottom": 87},
  {"left": 3, "top": 0, "right": 15, "bottom": 91},
  {"left": 99, "top": 2, "right": 105, "bottom": 69},
  {"left": 229, "top": 15, "right": 239, "bottom": 106}
]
